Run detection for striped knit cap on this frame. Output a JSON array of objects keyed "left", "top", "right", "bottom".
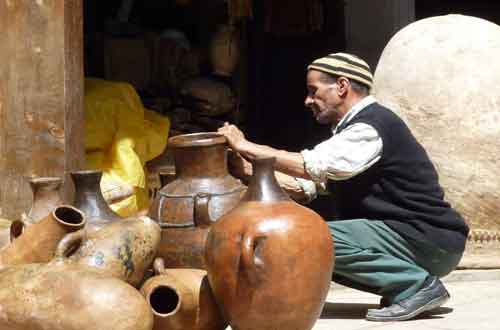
[{"left": 308, "top": 52, "right": 373, "bottom": 89}]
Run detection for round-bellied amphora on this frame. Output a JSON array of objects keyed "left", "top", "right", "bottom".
[
  {"left": 54, "top": 215, "right": 161, "bottom": 286},
  {"left": 0, "top": 261, "right": 154, "bottom": 330},
  {"left": 205, "top": 157, "right": 335, "bottom": 330}
]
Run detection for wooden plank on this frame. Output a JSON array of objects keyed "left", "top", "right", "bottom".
[{"left": 0, "top": 0, "right": 84, "bottom": 220}]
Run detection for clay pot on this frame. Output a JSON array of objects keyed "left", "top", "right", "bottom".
[
  {"left": 149, "top": 132, "right": 245, "bottom": 224},
  {"left": 140, "top": 258, "right": 226, "bottom": 330},
  {"left": 71, "top": 170, "right": 121, "bottom": 231},
  {"left": 0, "top": 205, "right": 85, "bottom": 270},
  {"left": 148, "top": 132, "right": 246, "bottom": 268},
  {"left": 156, "top": 193, "right": 212, "bottom": 269},
  {"left": 209, "top": 24, "right": 240, "bottom": 77},
  {"left": 0, "top": 218, "right": 11, "bottom": 249},
  {"left": 180, "top": 78, "right": 236, "bottom": 117},
  {"left": 0, "top": 262, "right": 153, "bottom": 330},
  {"left": 205, "top": 157, "right": 335, "bottom": 330},
  {"left": 55, "top": 216, "right": 161, "bottom": 286},
  {"left": 24, "top": 176, "right": 63, "bottom": 224}
]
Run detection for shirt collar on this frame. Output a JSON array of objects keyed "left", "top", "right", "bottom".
[{"left": 332, "top": 95, "right": 377, "bottom": 134}]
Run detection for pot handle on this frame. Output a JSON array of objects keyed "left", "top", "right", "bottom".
[
  {"left": 153, "top": 257, "right": 166, "bottom": 275},
  {"left": 193, "top": 193, "right": 212, "bottom": 227},
  {"left": 9, "top": 220, "right": 24, "bottom": 242},
  {"left": 53, "top": 229, "right": 86, "bottom": 260},
  {"left": 241, "top": 230, "right": 266, "bottom": 285}
]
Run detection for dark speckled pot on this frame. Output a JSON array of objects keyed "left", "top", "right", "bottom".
[{"left": 55, "top": 216, "right": 161, "bottom": 287}]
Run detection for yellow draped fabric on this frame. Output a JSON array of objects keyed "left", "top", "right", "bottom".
[{"left": 84, "top": 78, "right": 170, "bottom": 216}]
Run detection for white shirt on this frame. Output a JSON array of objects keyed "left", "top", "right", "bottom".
[{"left": 297, "top": 95, "right": 383, "bottom": 201}]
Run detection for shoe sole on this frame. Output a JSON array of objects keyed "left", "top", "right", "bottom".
[{"left": 366, "top": 294, "right": 450, "bottom": 322}]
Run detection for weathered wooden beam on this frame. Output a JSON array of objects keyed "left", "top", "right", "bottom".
[{"left": 0, "top": 0, "right": 84, "bottom": 219}]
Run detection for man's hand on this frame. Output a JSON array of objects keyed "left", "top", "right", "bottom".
[
  {"left": 217, "top": 122, "right": 247, "bottom": 152},
  {"left": 227, "top": 149, "right": 252, "bottom": 181}
]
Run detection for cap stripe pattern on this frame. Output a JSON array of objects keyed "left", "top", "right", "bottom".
[{"left": 308, "top": 52, "right": 373, "bottom": 88}]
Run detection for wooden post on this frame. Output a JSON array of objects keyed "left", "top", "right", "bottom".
[{"left": 0, "top": 0, "right": 84, "bottom": 219}]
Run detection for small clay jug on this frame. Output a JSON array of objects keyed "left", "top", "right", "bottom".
[
  {"left": 156, "top": 193, "right": 212, "bottom": 269},
  {"left": 205, "top": 157, "right": 335, "bottom": 330},
  {"left": 24, "top": 176, "right": 63, "bottom": 224},
  {"left": 71, "top": 170, "right": 121, "bottom": 231},
  {"left": 54, "top": 216, "right": 161, "bottom": 287},
  {"left": 148, "top": 132, "right": 245, "bottom": 230},
  {"left": 140, "top": 258, "right": 226, "bottom": 330},
  {"left": 0, "top": 262, "right": 154, "bottom": 330},
  {"left": 0, "top": 205, "right": 85, "bottom": 270}
]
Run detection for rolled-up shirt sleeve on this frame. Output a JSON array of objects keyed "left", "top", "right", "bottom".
[{"left": 301, "top": 123, "right": 383, "bottom": 182}]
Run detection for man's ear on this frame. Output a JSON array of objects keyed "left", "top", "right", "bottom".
[{"left": 337, "top": 77, "right": 350, "bottom": 97}]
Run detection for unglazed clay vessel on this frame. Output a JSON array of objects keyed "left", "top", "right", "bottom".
[
  {"left": 24, "top": 176, "right": 63, "bottom": 224},
  {"left": 0, "top": 262, "right": 153, "bottom": 330},
  {"left": 149, "top": 132, "right": 245, "bottom": 225},
  {"left": 55, "top": 216, "right": 161, "bottom": 286},
  {"left": 71, "top": 170, "right": 121, "bottom": 231},
  {"left": 205, "top": 157, "right": 335, "bottom": 330},
  {"left": 156, "top": 193, "right": 212, "bottom": 269},
  {"left": 0, "top": 205, "right": 85, "bottom": 270},
  {"left": 140, "top": 258, "right": 226, "bottom": 330}
]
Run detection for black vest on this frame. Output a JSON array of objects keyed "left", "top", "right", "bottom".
[{"left": 328, "top": 102, "right": 469, "bottom": 252}]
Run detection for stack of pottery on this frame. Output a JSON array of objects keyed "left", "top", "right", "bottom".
[
  {"left": 0, "top": 174, "right": 163, "bottom": 330},
  {"left": 149, "top": 132, "right": 246, "bottom": 269}
]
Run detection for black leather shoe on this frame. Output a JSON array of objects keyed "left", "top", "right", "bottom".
[
  {"left": 366, "top": 276, "right": 450, "bottom": 322},
  {"left": 379, "top": 296, "right": 391, "bottom": 308}
]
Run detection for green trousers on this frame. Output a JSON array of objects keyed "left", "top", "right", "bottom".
[{"left": 329, "top": 219, "right": 463, "bottom": 304}]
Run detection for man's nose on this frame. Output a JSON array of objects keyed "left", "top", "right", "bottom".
[{"left": 304, "top": 96, "right": 313, "bottom": 108}]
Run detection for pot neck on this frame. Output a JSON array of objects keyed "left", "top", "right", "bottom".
[
  {"left": 242, "top": 157, "right": 290, "bottom": 203},
  {"left": 173, "top": 144, "right": 229, "bottom": 178}
]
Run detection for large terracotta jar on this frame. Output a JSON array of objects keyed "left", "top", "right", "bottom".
[
  {"left": 0, "top": 205, "right": 85, "bottom": 270},
  {"left": 209, "top": 24, "right": 240, "bottom": 77},
  {"left": 24, "top": 176, "right": 63, "bottom": 224},
  {"left": 54, "top": 216, "right": 161, "bottom": 287},
  {"left": 0, "top": 262, "right": 153, "bottom": 330},
  {"left": 71, "top": 170, "right": 121, "bottom": 231},
  {"left": 205, "top": 157, "right": 335, "bottom": 330},
  {"left": 140, "top": 258, "right": 226, "bottom": 330},
  {"left": 149, "top": 132, "right": 246, "bottom": 269}
]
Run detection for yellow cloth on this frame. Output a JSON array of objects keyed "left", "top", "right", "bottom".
[{"left": 84, "top": 78, "right": 170, "bottom": 216}]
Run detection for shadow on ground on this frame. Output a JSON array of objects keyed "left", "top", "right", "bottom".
[{"left": 320, "top": 303, "right": 454, "bottom": 320}]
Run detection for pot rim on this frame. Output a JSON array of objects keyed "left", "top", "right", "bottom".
[
  {"left": 168, "top": 132, "right": 226, "bottom": 148},
  {"left": 148, "top": 284, "right": 182, "bottom": 317}
]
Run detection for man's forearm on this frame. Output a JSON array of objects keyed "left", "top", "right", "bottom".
[{"left": 238, "top": 140, "right": 312, "bottom": 180}]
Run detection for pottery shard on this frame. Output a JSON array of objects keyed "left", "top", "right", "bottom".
[{"left": 373, "top": 14, "right": 500, "bottom": 233}]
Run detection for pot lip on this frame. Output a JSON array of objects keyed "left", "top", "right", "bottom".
[
  {"left": 148, "top": 284, "right": 182, "bottom": 317},
  {"left": 168, "top": 132, "right": 226, "bottom": 148},
  {"left": 52, "top": 205, "right": 86, "bottom": 227},
  {"left": 27, "top": 176, "right": 63, "bottom": 185}
]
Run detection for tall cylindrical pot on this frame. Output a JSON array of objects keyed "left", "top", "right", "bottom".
[
  {"left": 205, "top": 157, "right": 335, "bottom": 330},
  {"left": 140, "top": 258, "right": 226, "bottom": 330}
]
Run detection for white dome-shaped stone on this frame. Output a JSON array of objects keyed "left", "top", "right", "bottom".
[{"left": 373, "top": 14, "right": 500, "bottom": 232}]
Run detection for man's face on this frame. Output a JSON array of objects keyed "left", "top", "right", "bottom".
[{"left": 304, "top": 70, "right": 344, "bottom": 125}]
